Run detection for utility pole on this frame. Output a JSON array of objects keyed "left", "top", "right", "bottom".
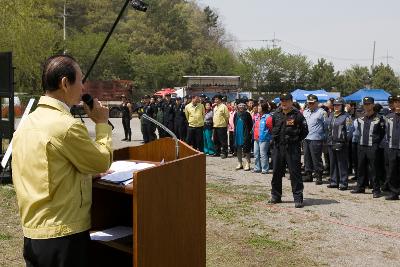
[
  {"left": 387, "top": 50, "right": 389, "bottom": 65},
  {"left": 271, "top": 32, "right": 281, "bottom": 49},
  {"left": 371, "top": 41, "right": 376, "bottom": 72}
]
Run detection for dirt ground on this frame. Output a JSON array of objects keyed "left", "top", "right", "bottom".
[{"left": 1, "top": 118, "right": 400, "bottom": 266}]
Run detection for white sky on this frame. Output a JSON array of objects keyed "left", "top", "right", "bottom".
[{"left": 198, "top": 0, "right": 400, "bottom": 73}]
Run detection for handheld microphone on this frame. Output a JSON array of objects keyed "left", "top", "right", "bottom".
[{"left": 82, "top": 93, "right": 115, "bottom": 130}]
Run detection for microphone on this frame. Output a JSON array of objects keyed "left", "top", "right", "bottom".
[
  {"left": 142, "top": 114, "right": 179, "bottom": 159},
  {"left": 130, "top": 0, "right": 148, "bottom": 12},
  {"left": 82, "top": 93, "right": 115, "bottom": 130}
]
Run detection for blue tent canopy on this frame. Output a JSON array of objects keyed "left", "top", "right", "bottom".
[
  {"left": 344, "top": 89, "right": 391, "bottom": 103},
  {"left": 291, "top": 89, "right": 338, "bottom": 103}
]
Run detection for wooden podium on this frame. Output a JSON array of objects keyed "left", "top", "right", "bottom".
[{"left": 90, "top": 138, "right": 206, "bottom": 266}]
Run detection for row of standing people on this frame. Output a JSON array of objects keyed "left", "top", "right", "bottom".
[{"left": 302, "top": 94, "right": 400, "bottom": 201}]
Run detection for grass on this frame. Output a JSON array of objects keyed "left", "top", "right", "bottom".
[
  {"left": 0, "top": 233, "right": 12, "bottom": 241},
  {"left": 248, "top": 234, "right": 295, "bottom": 251},
  {"left": 0, "top": 184, "right": 24, "bottom": 267},
  {"left": 0, "top": 180, "right": 321, "bottom": 267},
  {"left": 206, "top": 181, "right": 321, "bottom": 266}
]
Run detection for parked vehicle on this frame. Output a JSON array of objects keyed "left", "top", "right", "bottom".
[
  {"left": 1, "top": 96, "right": 24, "bottom": 118},
  {"left": 71, "top": 80, "right": 134, "bottom": 118}
]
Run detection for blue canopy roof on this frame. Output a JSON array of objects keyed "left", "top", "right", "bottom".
[
  {"left": 291, "top": 89, "right": 338, "bottom": 102},
  {"left": 344, "top": 89, "right": 391, "bottom": 102}
]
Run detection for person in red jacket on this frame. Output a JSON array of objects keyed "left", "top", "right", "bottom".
[{"left": 253, "top": 102, "right": 273, "bottom": 173}]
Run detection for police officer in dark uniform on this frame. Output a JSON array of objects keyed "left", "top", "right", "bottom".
[
  {"left": 155, "top": 96, "right": 166, "bottom": 138},
  {"left": 269, "top": 93, "right": 309, "bottom": 208},
  {"left": 325, "top": 97, "right": 353, "bottom": 190},
  {"left": 347, "top": 102, "right": 358, "bottom": 181},
  {"left": 385, "top": 95, "right": 400, "bottom": 200},
  {"left": 120, "top": 95, "right": 132, "bottom": 141},
  {"left": 351, "top": 97, "right": 385, "bottom": 198},
  {"left": 173, "top": 97, "right": 188, "bottom": 141},
  {"left": 381, "top": 96, "right": 394, "bottom": 191},
  {"left": 141, "top": 95, "right": 157, "bottom": 143},
  {"left": 162, "top": 93, "right": 175, "bottom": 135}
]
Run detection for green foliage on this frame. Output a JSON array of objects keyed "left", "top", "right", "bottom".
[
  {"left": 66, "top": 33, "right": 132, "bottom": 80},
  {"left": 371, "top": 64, "right": 399, "bottom": 93},
  {"left": 238, "top": 48, "right": 310, "bottom": 93},
  {"left": 0, "top": 0, "right": 236, "bottom": 93},
  {"left": 308, "top": 58, "right": 337, "bottom": 90},
  {"left": 2, "top": 0, "right": 399, "bottom": 95},
  {"left": 0, "top": 0, "right": 61, "bottom": 93},
  {"left": 338, "top": 65, "right": 370, "bottom": 95},
  {"left": 129, "top": 51, "right": 190, "bottom": 89}
]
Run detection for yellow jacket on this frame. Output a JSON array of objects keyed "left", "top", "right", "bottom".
[
  {"left": 184, "top": 102, "right": 205, "bottom": 127},
  {"left": 213, "top": 103, "right": 229, "bottom": 128},
  {"left": 12, "top": 96, "right": 112, "bottom": 239}
]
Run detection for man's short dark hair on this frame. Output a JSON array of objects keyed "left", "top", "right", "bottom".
[
  {"left": 214, "top": 94, "right": 223, "bottom": 101},
  {"left": 42, "top": 54, "right": 78, "bottom": 92}
]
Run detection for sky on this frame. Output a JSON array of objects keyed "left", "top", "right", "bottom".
[{"left": 197, "top": 0, "right": 400, "bottom": 73}]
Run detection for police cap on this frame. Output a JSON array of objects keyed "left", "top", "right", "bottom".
[
  {"left": 363, "top": 96, "right": 374, "bottom": 105},
  {"left": 392, "top": 95, "right": 400, "bottom": 102},
  {"left": 333, "top": 97, "right": 346, "bottom": 105},
  {"left": 306, "top": 94, "right": 318, "bottom": 103}
]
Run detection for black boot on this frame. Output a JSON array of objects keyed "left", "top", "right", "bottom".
[
  {"left": 302, "top": 171, "right": 313, "bottom": 182},
  {"left": 128, "top": 131, "right": 132, "bottom": 142},
  {"left": 385, "top": 193, "right": 399, "bottom": 200},
  {"left": 315, "top": 172, "right": 323, "bottom": 185}
]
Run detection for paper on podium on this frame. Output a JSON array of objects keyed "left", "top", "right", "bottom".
[
  {"left": 90, "top": 226, "right": 132, "bottom": 242},
  {"left": 100, "top": 161, "right": 155, "bottom": 184}
]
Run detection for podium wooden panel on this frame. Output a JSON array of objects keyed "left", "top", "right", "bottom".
[{"left": 91, "top": 138, "right": 206, "bottom": 267}]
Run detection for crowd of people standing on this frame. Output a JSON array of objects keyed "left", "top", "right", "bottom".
[{"left": 130, "top": 91, "right": 400, "bottom": 208}]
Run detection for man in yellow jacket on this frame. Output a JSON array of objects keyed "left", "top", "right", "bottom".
[
  {"left": 213, "top": 94, "right": 230, "bottom": 158},
  {"left": 12, "top": 55, "right": 112, "bottom": 267}
]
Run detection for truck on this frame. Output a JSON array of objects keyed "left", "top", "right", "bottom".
[
  {"left": 182, "top": 76, "right": 243, "bottom": 101},
  {"left": 71, "top": 80, "right": 134, "bottom": 118}
]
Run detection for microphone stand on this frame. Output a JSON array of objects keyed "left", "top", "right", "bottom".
[
  {"left": 75, "top": 0, "right": 146, "bottom": 124},
  {"left": 83, "top": 0, "right": 131, "bottom": 83},
  {"left": 142, "top": 114, "right": 180, "bottom": 159}
]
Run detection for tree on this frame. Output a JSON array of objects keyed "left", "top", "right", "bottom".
[
  {"left": 371, "top": 64, "right": 399, "bottom": 93},
  {"left": 308, "top": 58, "right": 337, "bottom": 90},
  {"left": 282, "top": 54, "right": 311, "bottom": 91},
  {"left": 339, "top": 65, "right": 370, "bottom": 95},
  {"left": 238, "top": 48, "right": 286, "bottom": 94},
  {"left": 0, "top": 0, "right": 61, "bottom": 93},
  {"left": 129, "top": 52, "right": 190, "bottom": 90},
  {"left": 67, "top": 33, "right": 132, "bottom": 81}
]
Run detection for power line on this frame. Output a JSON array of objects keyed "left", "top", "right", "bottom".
[{"left": 231, "top": 38, "right": 395, "bottom": 63}]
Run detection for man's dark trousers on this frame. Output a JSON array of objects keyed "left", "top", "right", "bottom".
[
  {"left": 213, "top": 127, "right": 228, "bottom": 156},
  {"left": 24, "top": 231, "right": 90, "bottom": 267},
  {"left": 142, "top": 121, "right": 156, "bottom": 143},
  {"left": 357, "top": 145, "right": 379, "bottom": 192},
  {"left": 303, "top": 139, "right": 323, "bottom": 175},
  {"left": 387, "top": 149, "right": 400, "bottom": 195},
  {"left": 187, "top": 126, "right": 204, "bottom": 152},
  {"left": 351, "top": 142, "right": 358, "bottom": 178},
  {"left": 328, "top": 145, "right": 348, "bottom": 187},
  {"left": 122, "top": 117, "right": 131, "bottom": 140},
  {"left": 271, "top": 143, "right": 304, "bottom": 202}
]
